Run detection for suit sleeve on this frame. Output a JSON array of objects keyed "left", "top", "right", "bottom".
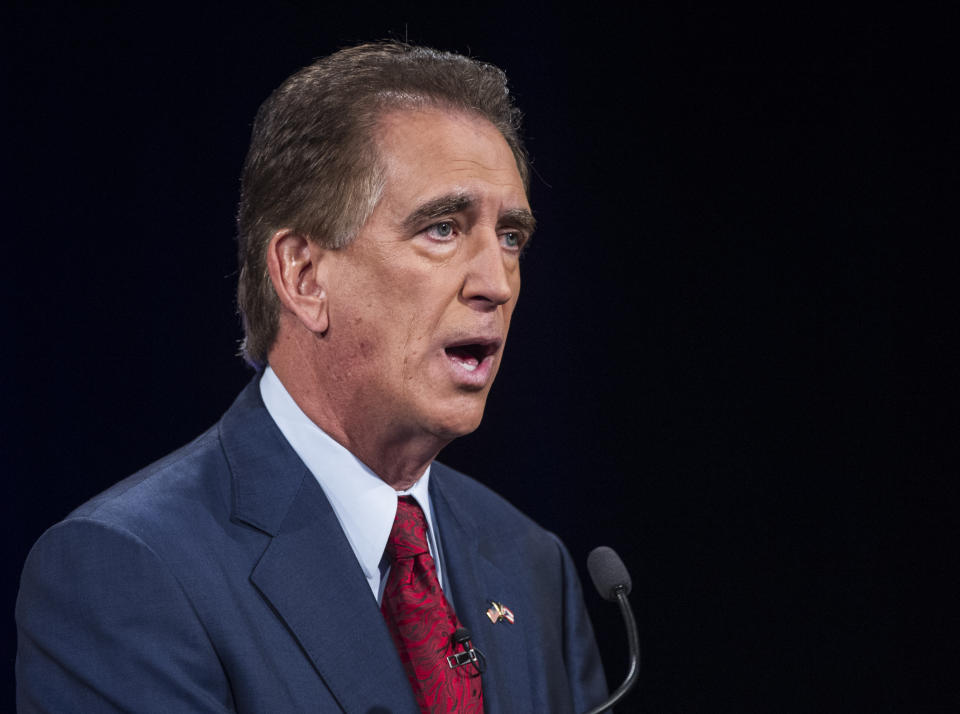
[
  {"left": 16, "top": 518, "right": 235, "bottom": 713},
  {"left": 552, "top": 534, "right": 610, "bottom": 713}
]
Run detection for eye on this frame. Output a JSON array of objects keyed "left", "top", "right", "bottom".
[
  {"left": 500, "top": 231, "right": 523, "bottom": 250},
  {"left": 425, "top": 221, "right": 455, "bottom": 241}
]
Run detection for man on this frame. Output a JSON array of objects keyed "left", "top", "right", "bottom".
[{"left": 16, "top": 42, "right": 607, "bottom": 713}]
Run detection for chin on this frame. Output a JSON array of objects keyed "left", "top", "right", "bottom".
[{"left": 426, "top": 400, "right": 487, "bottom": 441}]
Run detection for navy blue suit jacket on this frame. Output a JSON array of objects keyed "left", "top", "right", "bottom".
[{"left": 16, "top": 379, "right": 607, "bottom": 713}]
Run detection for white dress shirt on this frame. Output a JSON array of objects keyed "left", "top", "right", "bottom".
[{"left": 259, "top": 366, "right": 445, "bottom": 603}]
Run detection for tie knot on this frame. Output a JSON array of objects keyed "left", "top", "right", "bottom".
[{"left": 385, "top": 496, "right": 429, "bottom": 561}]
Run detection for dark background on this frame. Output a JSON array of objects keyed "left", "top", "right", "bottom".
[{"left": 3, "top": 2, "right": 952, "bottom": 712}]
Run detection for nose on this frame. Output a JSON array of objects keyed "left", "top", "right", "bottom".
[{"left": 460, "top": 232, "right": 516, "bottom": 311}]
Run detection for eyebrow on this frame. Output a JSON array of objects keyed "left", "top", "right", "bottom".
[
  {"left": 498, "top": 207, "right": 537, "bottom": 236},
  {"left": 400, "top": 191, "right": 536, "bottom": 236},
  {"left": 401, "top": 192, "right": 475, "bottom": 233}
]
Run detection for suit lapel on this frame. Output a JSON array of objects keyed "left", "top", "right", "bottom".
[
  {"left": 220, "top": 379, "right": 419, "bottom": 713},
  {"left": 249, "top": 479, "right": 419, "bottom": 713},
  {"left": 431, "top": 469, "right": 534, "bottom": 714}
]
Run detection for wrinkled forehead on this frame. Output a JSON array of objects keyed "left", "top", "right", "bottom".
[
  {"left": 373, "top": 105, "right": 528, "bottom": 192},
  {"left": 372, "top": 108, "right": 529, "bottom": 216}
]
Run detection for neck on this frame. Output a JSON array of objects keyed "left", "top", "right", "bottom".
[{"left": 268, "top": 345, "right": 446, "bottom": 491}]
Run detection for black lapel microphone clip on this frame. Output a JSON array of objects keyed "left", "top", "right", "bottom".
[{"left": 447, "top": 627, "right": 486, "bottom": 675}]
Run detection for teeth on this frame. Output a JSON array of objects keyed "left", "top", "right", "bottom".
[{"left": 448, "top": 351, "right": 481, "bottom": 371}]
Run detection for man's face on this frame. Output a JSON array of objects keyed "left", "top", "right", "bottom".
[{"left": 323, "top": 108, "right": 532, "bottom": 445}]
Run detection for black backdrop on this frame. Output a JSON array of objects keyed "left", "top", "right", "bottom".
[{"left": 3, "top": 3, "right": 951, "bottom": 712}]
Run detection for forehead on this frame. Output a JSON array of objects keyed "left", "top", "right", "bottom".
[{"left": 373, "top": 108, "right": 529, "bottom": 217}]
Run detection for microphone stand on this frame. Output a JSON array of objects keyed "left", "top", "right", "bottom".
[{"left": 583, "top": 584, "right": 640, "bottom": 714}]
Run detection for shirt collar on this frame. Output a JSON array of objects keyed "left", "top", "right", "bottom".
[{"left": 258, "top": 366, "right": 439, "bottom": 595}]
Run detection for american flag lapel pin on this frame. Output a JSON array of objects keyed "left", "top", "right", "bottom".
[{"left": 486, "top": 601, "right": 515, "bottom": 624}]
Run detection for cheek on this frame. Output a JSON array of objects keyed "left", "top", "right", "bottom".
[
  {"left": 355, "top": 338, "right": 376, "bottom": 360},
  {"left": 400, "top": 330, "right": 437, "bottom": 381}
]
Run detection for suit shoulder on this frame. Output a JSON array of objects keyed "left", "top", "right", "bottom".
[{"left": 64, "top": 423, "right": 230, "bottom": 537}]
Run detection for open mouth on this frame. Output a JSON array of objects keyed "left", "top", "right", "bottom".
[{"left": 444, "top": 342, "right": 498, "bottom": 372}]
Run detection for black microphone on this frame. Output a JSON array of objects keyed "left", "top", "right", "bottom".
[
  {"left": 447, "top": 627, "right": 485, "bottom": 674},
  {"left": 452, "top": 627, "right": 471, "bottom": 646},
  {"left": 583, "top": 546, "right": 640, "bottom": 714}
]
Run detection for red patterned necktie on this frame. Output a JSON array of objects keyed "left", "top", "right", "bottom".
[{"left": 381, "top": 496, "right": 483, "bottom": 713}]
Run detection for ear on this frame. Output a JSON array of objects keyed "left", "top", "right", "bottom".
[{"left": 266, "top": 229, "right": 329, "bottom": 335}]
